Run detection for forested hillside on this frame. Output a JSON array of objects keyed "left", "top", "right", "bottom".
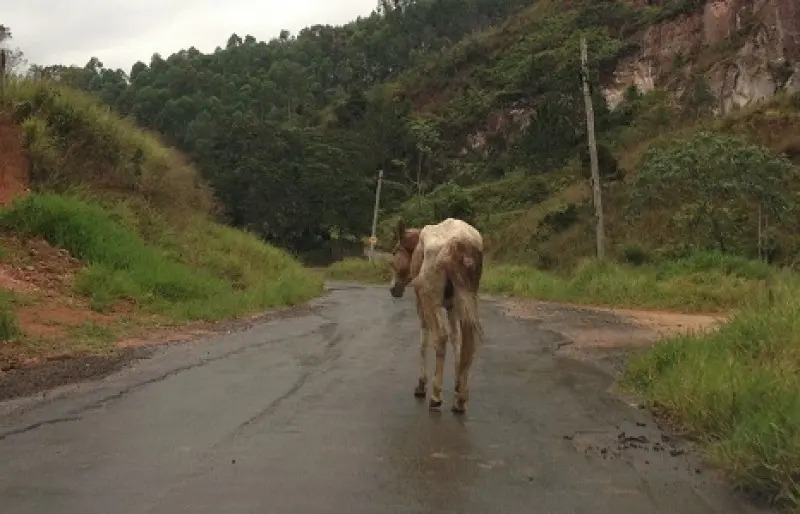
[
  {"left": 26, "top": 0, "right": 532, "bottom": 252},
  {"left": 25, "top": 0, "right": 800, "bottom": 267}
]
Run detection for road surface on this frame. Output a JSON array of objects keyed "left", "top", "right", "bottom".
[{"left": 0, "top": 282, "right": 770, "bottom": 514}]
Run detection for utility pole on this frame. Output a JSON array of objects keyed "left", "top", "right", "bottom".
[
  {"left": 0, "top": 49, "right": 6, "bottom": 92},
  {"left": 369, "top": 169, "right": 384, "bottom": 263},
  {"left": 580, "top": 36, "right": 605, "bottom": 261},
  {"left": 757, "top": 203, "right": 763, "bottom": 262}
]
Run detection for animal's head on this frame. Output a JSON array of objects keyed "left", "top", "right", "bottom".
[{"left": 389, "top": 218, "right": 419, "bottom": 298}]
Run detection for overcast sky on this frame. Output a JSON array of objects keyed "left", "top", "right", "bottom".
[{"left": 4, "top": 0, "right": 377, "bottom": 73}]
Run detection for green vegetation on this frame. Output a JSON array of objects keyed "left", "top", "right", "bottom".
[
  {"left": 621, "top": 282, "right": 800, "bottom": 508},
  {"left": 0, "top": 194, "right": 322, "bottom": 320},
  {"left": 0, "top": 78, "right": 323, "bottom": 323},
  {"left": 0, "top": 289, "right": 20, "bottom": 342},
  {"left": 330, "top": 251, "right": 773, "bottom": 313},
  {"left": 483, "top": 253, "right": 773, "bottom": 313},
  {"left": 325, "top": 258, "right": 393, "bottom": 284},
  {"left": 4, "top": 1, "right": 800, "bottom": 507},
  {"left": 0, "top": 68, "right": 324, "bottom": 369},
  {"left": 12, "top": 1, "right": 798, "bottom": 268},
  {"left": 4, "top": 79, "right": 214, "bottom": 220},
  {"left": 628, "top": 131, "right": 797, "bottom": 260}
]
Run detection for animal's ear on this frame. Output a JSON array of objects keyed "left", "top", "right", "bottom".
[{"left": 395, "top": 218, "right": 406, "bottom": 239}]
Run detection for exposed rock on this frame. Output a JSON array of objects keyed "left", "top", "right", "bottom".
[
  {"left": 463, "top": 103, "right": 534, "bottom": 157},
  {"left": 464, "top": 0, "right": 800, "bottom": 155},
  {"left": 603, "top": 0, "right": 800, "bottom": 113}
]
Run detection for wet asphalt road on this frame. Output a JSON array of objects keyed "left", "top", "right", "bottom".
[{"left": 0, "top": 282, "right": 771, "bottom": 514}]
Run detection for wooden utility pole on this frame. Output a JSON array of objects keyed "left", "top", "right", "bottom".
[
  {"left": 368, "top": 169, "right": 384, "bottom": 263},
  {"left": 580, "top": 36, "right": 605, "bottom": 261},
  {"left": 757, "top": 203, "right": 763, "bottom": 262},
  {"left": 0, "top": 49, "right": 6, "bottom": 92}
]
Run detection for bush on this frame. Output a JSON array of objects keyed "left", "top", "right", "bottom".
[
  {"left": 630, "top": 131, "right": 795, "bottom": 256},
  {"left": 621, "top": 243, "right": 651, "bottom": 266}
]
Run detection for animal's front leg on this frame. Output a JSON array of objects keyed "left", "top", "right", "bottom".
[{"left": 414, "top": 289, "right": 429, "bottom": 399}]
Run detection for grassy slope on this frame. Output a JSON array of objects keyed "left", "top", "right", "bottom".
[
  {"left": 620, "top": 282, "right": 800, "bottom": 508},
  {"left": 0, "top": 80, "right": 323, "bottom": 368}
]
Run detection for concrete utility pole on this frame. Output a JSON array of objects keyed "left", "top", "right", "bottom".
[
  {"left": 580, "top": 36, "right": 605, "bottom": 261},
  {"left": 369, "top": 169, "right": 384, "bottom": 263}
]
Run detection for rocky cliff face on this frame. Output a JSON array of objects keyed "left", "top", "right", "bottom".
[{"left": 603, "top": 0, "right": 800, "bottom": 113}]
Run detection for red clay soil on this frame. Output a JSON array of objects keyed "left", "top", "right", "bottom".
[
  {"left": 0, "top": 235, "right": 119, "bottom": 362},
  {"left": 0, "top": 232, "right": 215, "bottom": 400},
  {"left": 0, "top": 118, "right": 30, "bottom": 208}
]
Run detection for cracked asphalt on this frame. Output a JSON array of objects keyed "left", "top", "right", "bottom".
[{"left": 0, "top": 282, "right": 773, "bottom": 514}]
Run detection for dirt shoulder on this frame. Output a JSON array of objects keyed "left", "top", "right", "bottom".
[
  {"left": 0, "top": 233, "right": 315, "bottom": 402},
  {"left": 498, "top": 298, "right": 726, "bottom": 374},
  {"left": 0, "top": 304, "right": 314, "bottom": 402}
]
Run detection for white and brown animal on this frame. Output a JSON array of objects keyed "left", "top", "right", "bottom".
[{"left": 389, "top": 217, "right": 484, "bottom": 413}]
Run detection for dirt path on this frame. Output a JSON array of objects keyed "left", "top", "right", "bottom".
[
  {"left": 501, "top": 298, "right": 725, "bottom": 349},
  {"left": 498, "top": 298, "right": 726, "bottom": 375}
]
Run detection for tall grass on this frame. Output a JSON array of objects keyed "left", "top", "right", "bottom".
[
  {"left": 482, "top": 253, "right": 774, "bottom": 312},
  {"left": 325, "top": 252, "right": 773, "bottom": 312},
  {"left": 0, "top": 193, "right": 323, "bottom": 320},
  {"left": 325, "top": 257, "right": 393, "bottom": 284},
  {"left": 165, "top": 222, "right": 325, "bottom": 320},
  {"left": 1, "top": 79, "right": 215, "bottom": 223},
  {"left": 620, "top": 279, "right": 800, "bottom": 508},
  {"left": 0, "top": 289, "right": 20, "bottom": 341}
]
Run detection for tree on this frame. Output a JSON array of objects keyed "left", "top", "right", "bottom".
[
  {"left": 407, "top": 114, "right": 441, "bottom": 197},
  {"left": 630, "top": 131, "right": 796, "bottom": 255},
  {"left": 0, "top": 24, "right": 26, "bottom": 75},
  {"left": 46, "top": 0, "right": 599, "bottom": 251}
]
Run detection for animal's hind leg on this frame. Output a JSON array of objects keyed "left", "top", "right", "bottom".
[
  {"left": 415, "top": 267, "right": 448, "bottom": 410},
  {"left": 429, "top": 310, "right": 449, "bottom": 411},
  {"left": 447, "top": 307, "right": 461, "bottom": 394},
  {"left": 452, "top": 317, "right": 477, "bottom": 414}
]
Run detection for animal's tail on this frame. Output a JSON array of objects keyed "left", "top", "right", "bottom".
[{"left": 444, "top": 240, "right": 484, "bottom": 345}]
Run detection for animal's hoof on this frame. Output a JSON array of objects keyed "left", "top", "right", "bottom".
[
  {"left": 454, "top": 382, "right": 461, "bottom": 393},
  {"left": 451, "top": 404, "right": 466, "bottom": 414},
  {"left": 429, "top": 399, "right": 442, "bottom": 411},
  {"left": 414, "top": 388, "right": 426, "bottom": 399}
]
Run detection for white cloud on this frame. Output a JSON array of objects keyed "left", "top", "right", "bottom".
[{"left": 4, "top": 0, "right": 377, "bottom": 72}]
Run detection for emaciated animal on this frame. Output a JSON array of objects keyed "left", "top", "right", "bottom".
[{"left": 389, "top": 217, "right": 484, "bottom": 413}]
